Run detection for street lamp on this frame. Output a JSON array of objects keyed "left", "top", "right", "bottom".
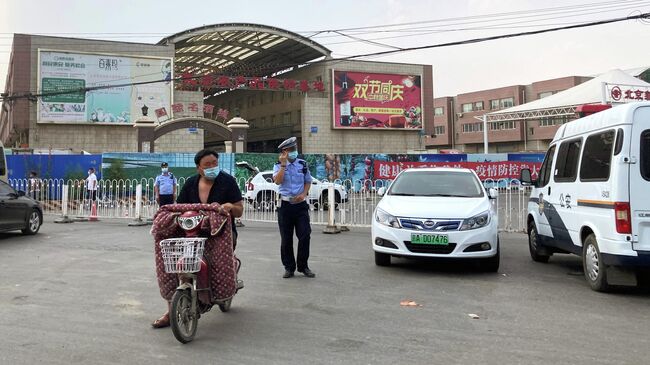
[{"left": 141, "top": 104, "right": 148, "bottom": 117}]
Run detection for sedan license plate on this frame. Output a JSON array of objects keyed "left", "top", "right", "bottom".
[{"left": 411, "top": 233, "right": 449, "bottom": 245}]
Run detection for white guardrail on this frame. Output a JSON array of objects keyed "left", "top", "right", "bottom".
[{"left": 9, "top": 177, "right": 532, "bottom": 232}]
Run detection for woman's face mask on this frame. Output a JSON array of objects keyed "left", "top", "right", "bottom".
[
  {"left": 202, "top": 167, "right": 220, "bottom": 180},
  {"left": 161, "top": 167, "right": 168, "bottom": 173},
  {"left": 288, "top": 150, "right": 299, "bottom": 161}
]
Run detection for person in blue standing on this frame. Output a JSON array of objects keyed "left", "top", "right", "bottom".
[
  {"left": 273, "top": 136, "right": 315, "bottom": 278},
  {"left": 154, "top": 162, "right": 177, "bottom": 206}
]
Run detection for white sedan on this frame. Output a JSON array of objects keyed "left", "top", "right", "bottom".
[{"left": 371, "top": 168, "right": 499, "bottom": 271}]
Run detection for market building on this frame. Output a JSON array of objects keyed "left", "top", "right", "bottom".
[{"left": 0, "top": 24, "right": 434, "bottom": 154}]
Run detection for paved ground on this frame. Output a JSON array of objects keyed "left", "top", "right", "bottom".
[{"left": 0, "top": 217, "right": 649, "bottom": 365}]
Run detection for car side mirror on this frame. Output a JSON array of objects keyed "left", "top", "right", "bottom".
[
  {"left": 520, "top": 168, "right": 534, "bottom": 186},
  {"left": 17, "top": 190, "right": 26, "bottom": 197},
  {"left": 377, "top": 187, "right": 386, "bottom": 197},
  {"left": 488, "top": 188, "right": 498, "bottom": 199}
]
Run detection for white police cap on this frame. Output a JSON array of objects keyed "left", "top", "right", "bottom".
[{"left": 278, "top": 136, "right": 297, "bottom": 150}]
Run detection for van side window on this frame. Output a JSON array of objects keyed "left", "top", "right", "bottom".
[
  {"left": 641, "top": 130, "right": 650, "bottom": 181},
  {"left": 580, "top": 130, "right": 615, "bottom": 181},
  {"left": 614, "top": 128, "right": 624, "bottom": 155},
  {"left": 554, "top": 138, "right": 581, "bottom": 182},
  {"left": 538, "top": 145, "right": 556, "bottom": 187}
]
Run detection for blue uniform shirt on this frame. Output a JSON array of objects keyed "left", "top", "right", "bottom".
[
  {"left": 273, "top": 158, "right": 313, "bottom": 197},
  {"left": 155, "top": 173, "right": 177, "bottom": 195}
]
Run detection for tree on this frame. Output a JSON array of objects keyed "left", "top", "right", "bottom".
[{"left": 104, "top": 159, "right": 127, "bottom": 181}]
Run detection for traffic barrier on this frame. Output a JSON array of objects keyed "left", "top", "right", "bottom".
[{"left": 9, "top": 177, "right": 531, "bottom": 232}]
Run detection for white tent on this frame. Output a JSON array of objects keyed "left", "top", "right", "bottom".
[{"left": 486, "top": 69, "right": 650, "bottom": 122}]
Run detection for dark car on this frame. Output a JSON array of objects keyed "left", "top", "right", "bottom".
[{"left": 0, "top": 179, "right": 43, "bottom": 235}]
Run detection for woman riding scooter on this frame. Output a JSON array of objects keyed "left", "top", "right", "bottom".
[{"left": 152, "top": 149, "right": 244, "bottom": 329}]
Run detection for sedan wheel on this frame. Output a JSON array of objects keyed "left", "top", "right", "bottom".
[{"left": 22, "top": 209, "right": 42, "bottom": 235}]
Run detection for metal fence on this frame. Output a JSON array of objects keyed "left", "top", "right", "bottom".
[{"left": 9, "top": 177, "right": 531, "bottom": 232}]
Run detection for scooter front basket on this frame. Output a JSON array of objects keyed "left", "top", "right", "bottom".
[{"left": 159, "top": 237, "right": 207, "bottom": 273}]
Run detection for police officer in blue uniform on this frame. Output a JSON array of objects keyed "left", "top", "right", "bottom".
[
  {"left": 273, "top": 137, "right": 316, "bottom": 278},
  {"left": 154, "top": 162, "right": 177, "bottom": 206}
]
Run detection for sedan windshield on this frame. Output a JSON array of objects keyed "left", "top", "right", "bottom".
[{"left": 388, "top": 170, "right": 484, "bottom": 198}]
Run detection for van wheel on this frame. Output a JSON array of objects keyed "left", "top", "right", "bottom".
[
  {"left": 528, "top": 222, "right": 550, "bottom": 263},
  {"left": 583, "top": 234, "right": 611, "bottom": 292},
  {"left": 374, "top": 252, "right": 391, "bottom": 266}
]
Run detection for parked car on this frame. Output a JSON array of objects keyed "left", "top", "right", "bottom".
[
  {"left": 0, "top": 180, "right": 43, "bottom": 235},
  {"left": 371, "top": 168, "right": 499, "bottom": 271},
  {"left": 243, "top": 170, "right": 348, "bottom": 209},
  {"left": 521, "top": 101, "right": 650, "bottom": 292}
]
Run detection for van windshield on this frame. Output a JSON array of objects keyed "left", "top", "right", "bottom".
[{"left": 389, "top": 170, "right": 484, "bottom": 198}]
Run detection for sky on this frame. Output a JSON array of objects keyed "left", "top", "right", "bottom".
[{"left": 1, "top": 0, "right": 649, "bottom": 97}]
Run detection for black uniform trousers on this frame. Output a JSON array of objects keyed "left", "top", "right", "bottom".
[
  {"left": 277, "top": 200, "right": 312, "bottom": 272},
  {"left": 159, "top": 194, "right": 174, "bottom": 206}
]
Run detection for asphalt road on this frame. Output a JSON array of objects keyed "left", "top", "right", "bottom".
[{"left": 0, "top": 218, "right": 649, "bottom": 365}]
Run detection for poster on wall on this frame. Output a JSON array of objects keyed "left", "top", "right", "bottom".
[
  {"left": 332, "top": 70, "right": 423, "bottom": 130},
  {"left": 37, "top": 50, "right": 173, "bottom": 124}
]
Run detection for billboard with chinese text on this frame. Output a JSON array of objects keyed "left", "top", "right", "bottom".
[
  {"left": 332, "top": 70, "right": 422, "bottom": 129},
  {"left": 37, "top": 50, "right": 173, "bottom": 124},
  {"left": 373, "top": 161, "right": 542, "bottom": 180}
]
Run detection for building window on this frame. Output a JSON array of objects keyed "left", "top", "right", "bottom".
[
  {"left": 462, "top": 103, "right": 473, "bottom": 113},
  {"left": 434, "top": 126, "right": 445, "bottom": 135},
  {"left": 500, "top": 97, "right": 514, "bottom": 108},
  {"left": 490, "top": 99, "right": 499, "bottom": 110},
  {"left": 538, "top": 91, "right": 553, "bottom": 99},
  {"left": 434, "top": 107, "right": 444, "bottom": 116},
  {"left": 259, "top": 94, "right": 264, "bottom": 105},
  {"left": 540, "top": 116, "right": 569, "bottom": 127},
  {"left": 462, "top": 123, "right": 483, "bottom": 133},
  {"left": 488, "top": 121, "right": 516, "bottom": 130},
  {"left": 580, "top": 130, "right": 615, "bottom": 181},
  {"left": 283, "top": 112, "right": 291, "bottom": 124},
  {"left": 474, "top": 101, "right": 484, "bottom": 111}
]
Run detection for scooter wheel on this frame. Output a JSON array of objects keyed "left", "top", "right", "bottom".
[
  {"left": 218, "top": 298, "right": 232, "bottom": 313},
  {"left": 170, "top": 289, "right": 198, "bottom": 343}
]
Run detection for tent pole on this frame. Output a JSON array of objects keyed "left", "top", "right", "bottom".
[{"left": 482, "top": 114, "right": 488, "bottom": 154}]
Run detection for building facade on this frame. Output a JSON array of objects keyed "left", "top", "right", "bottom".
[{"left": 427, "top": 76, "right": 592, "bottom": 152}]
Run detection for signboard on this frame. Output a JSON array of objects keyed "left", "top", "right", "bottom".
[
  {"left": 332, "top": 70, "right": 422, "bottom": 130},
  {"left": 606, "top": 84, "right": 650, "bottom": 103},
  {"left": 373, "top": 161, "right": 542, "bottom": 181},
  {"left": 38, "top": 50, "right": 173, "bottom": 124}
]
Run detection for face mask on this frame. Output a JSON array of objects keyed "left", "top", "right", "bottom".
[
  {"left": 288, "top": 151, "right": 299, "bottom": 161},
  {"left": 88, "top": 171, "right": 92, "bottom": 175},
  {"left": 161, "top": 168, "right": 168, "bottom": 173},
  {"left": 203, "top": 167, "right": 220, "bottom": 180}
]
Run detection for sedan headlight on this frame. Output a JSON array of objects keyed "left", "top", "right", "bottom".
[
  {"left": 460, "top": 211, "right": 490, "bottom": 230},
  {"left": 375, "top": 208, "right": 401, "bottom": 228}
]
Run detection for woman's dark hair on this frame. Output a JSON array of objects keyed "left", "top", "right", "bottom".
[{"left": 194, "top": 149, "right": 219, "bottom": 165}]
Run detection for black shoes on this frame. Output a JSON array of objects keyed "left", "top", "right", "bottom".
[
  {"left": 298, "top": 268, "right": 316, "bottom": 278},
  {"left": 283, "top": 269, "right": 316, "bottom": 278}
]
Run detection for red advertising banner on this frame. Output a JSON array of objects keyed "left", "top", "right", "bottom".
[
  {"left": 373, "top": 161, "right": 542, "bottom": 180},
  {"left": 333, "top": 71, "right": 422, "bottom": 129}
]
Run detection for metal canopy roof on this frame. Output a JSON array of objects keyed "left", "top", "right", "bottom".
[{"left": 158, "top": 23, "right": 331, "bottom": 79}]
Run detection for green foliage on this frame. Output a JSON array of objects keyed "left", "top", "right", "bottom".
[
  {"left": 64, "top": 164, "right": 86, "bottom": 181},
  {"left": 103, "top": 159, "right": 128, "bottom": 181}
]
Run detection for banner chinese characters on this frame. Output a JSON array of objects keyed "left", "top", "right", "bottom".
[{"left": 373, "top": 161, "right": 541, "bottom": 181}]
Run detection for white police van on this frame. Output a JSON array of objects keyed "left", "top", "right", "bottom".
[{"left": 521, "top": 102, "right": 650, "bottom": 291}]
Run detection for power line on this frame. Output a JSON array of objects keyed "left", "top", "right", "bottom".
[{"left": 1, "top": 11, "right": 648, "bottom": 102}]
